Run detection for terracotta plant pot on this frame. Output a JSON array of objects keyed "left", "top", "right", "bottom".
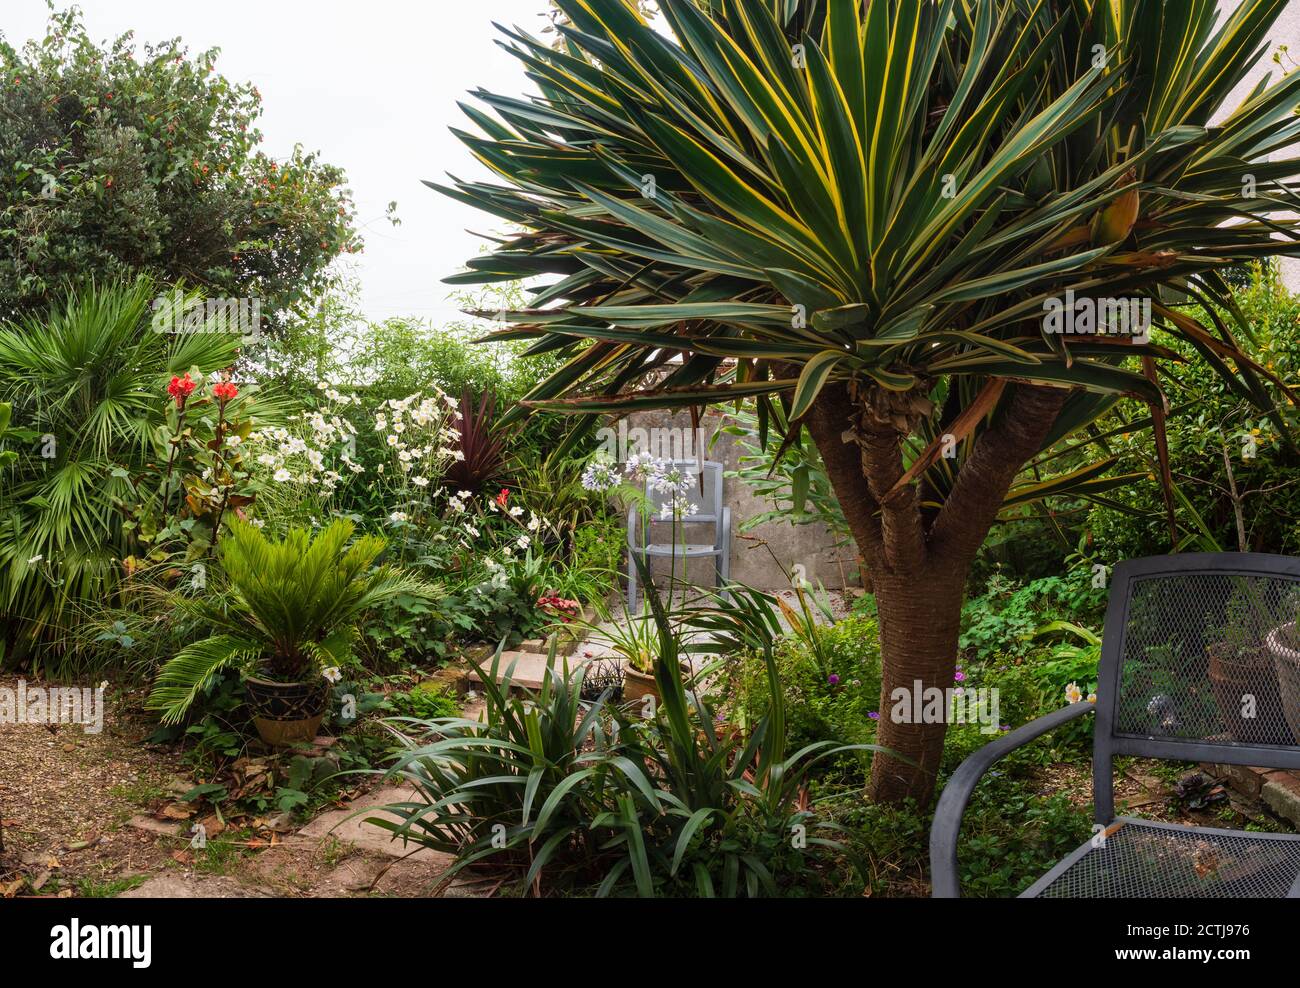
[
  {"left": 245, "top": 675, "right": 332, "bottom": 747},
  {"left": 622, "top": 665, "right": 660, "bottom": 707},
  {"left": 1206, "top": 642, "right": 1290, "bottom": 745},
  {"left": 1265, "top": 622, "right": 1300, "bottom": 744}
]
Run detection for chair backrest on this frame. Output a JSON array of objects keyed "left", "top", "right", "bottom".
[
  {"left": 642, "top": 459, "right": 724, "bottom": 524},
  {"left": 1094, "top": 553, "right": 1300, "bottom": 820}
]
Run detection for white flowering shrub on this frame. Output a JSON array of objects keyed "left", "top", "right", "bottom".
[
  {"left": 243, "top": 381, "right": 363, "bottom": 530},
  {"left": 374, "top": 390, "right": 462, "bottom": 526}
]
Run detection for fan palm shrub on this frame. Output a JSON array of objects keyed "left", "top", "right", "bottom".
[
  {"left": 0, "top": 278, "right": 240, "bottom": 669},
  {"left": 0, "top": 403, "right": 9, "bottom": 851},
  {"left": 438, "top": 0, "right": 1300, "bottom": 804},
  {"left": 146, "top": 517, "right": 439, "bottom": 727}
]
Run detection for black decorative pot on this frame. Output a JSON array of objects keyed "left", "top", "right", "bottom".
[{"left": 244, "top": 675, "right": 332, "bottom": 747}]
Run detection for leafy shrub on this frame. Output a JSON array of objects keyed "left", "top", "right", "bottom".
[
  {"left": 835, "top": 771, "right": 1090, "bottom": 898},
  {"left": 0, "top": 279, "right": 241, "bottom": 670},
  {"left": 0, "top": 7, "right": 357, "bottom": 319},
  {"left": 384, "top": 681, "right": 459, "bottom": 721},
  {"left": 551, "top": 511, "right": 624, "bottom": 605},
  {"left": 727, "top": 614, "right": 883, "bottom": 784},
  {"left": 959, "top": 569, "right": 1105, "bottom": 666},
  {"left": 1086, "top": 264, "right": 1300, "bottom": 559}
]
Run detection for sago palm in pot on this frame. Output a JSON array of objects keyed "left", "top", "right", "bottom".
[{"left": 147, "top": 517, "right": 438, "bottom": 745}]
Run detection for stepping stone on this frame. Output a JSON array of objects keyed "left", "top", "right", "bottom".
[
  {"left": 463, "top": 651, "right": 588, "bottom": 692},
  {"left": 118, "top": 874, "right": 264, "bottom": 898},
  {"left": 294, "top": 786, "right": 452, "bottom": 864},
  {"left": 1262, "top": 772, "right": 1300, "bottom": 828},
  {"left": 462, "top": 649, "right": 716, "bottom": 693},
  {"left": 125, "top": 815, "right": 184, "bottom": 837}
]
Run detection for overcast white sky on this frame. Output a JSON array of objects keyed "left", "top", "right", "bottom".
[{"left": 3, "top": 0, "right": 550, "bottom": 324}]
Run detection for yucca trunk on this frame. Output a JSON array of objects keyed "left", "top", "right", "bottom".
[
  {"left": 866, "top": 566, "right": 967, "bottom": 804},
  {"left": 807, "top": 382, "right": 1067, "bottom": 806}
]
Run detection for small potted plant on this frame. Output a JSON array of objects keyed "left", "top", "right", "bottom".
[
  {"left": 1264, "top": 591, "right": 1300, "bottom": 744},
  {"left": 147, "top": 518, "right": 438, "bottom": 745},
  {"left": 1206, "top": 583, "right": 1290, "bottom": 745},
  {"left": 579, "top": 600, "right": 666, "bottom": 705}
]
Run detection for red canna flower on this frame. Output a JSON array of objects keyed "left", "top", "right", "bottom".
[
  {"left": 212, "top": 380, "right": 239, "bottom": 403},
  {"left": 167, "top": 373, "right": 197, "bottom": 407}
]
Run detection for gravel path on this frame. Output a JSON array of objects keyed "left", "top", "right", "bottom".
[
  {"left": 0, "top": 675, "right": 464, "bottom": 898},
  {"left": 0, "top": 675, "right": 186, "bottom": 896}
]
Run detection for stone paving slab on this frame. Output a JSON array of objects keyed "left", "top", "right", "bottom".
[
  {"left": 119, "top": 874, "right": 269, "bottom": 898},
  {"left": 462, "top": 650, "right": 588, "bottom": 691},
  {"left": 294, "top": 786, "right": 450, "bottom": 863}
]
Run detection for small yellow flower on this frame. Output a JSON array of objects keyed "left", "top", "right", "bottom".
[{"left": 1065, "top": 682, "right": 1084, "bottom": 704}]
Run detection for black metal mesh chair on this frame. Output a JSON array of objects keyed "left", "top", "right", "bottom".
[{"left": 931, "top": 553, "right": 1300, "bottom": 898}]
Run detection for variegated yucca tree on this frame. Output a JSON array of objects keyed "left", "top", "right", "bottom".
[{"left": 436, "top": 0, "right": 1300, "bottom": 805}]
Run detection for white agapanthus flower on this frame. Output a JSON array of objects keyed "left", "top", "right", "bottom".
[
  {"left": 581, "top": 458, "right": 620, "bottom": 492},
  {"left": 624, "top": 451, "right": 660, "bottom": 484}
]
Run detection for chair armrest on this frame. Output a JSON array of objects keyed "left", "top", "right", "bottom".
[{"left": 929, "top": 701, "right": 1095, "bottom": 898}]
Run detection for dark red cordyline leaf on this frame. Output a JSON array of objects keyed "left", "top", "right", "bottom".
[{"left": 443, "top": 386, "right": 508, "bottom": 492}]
